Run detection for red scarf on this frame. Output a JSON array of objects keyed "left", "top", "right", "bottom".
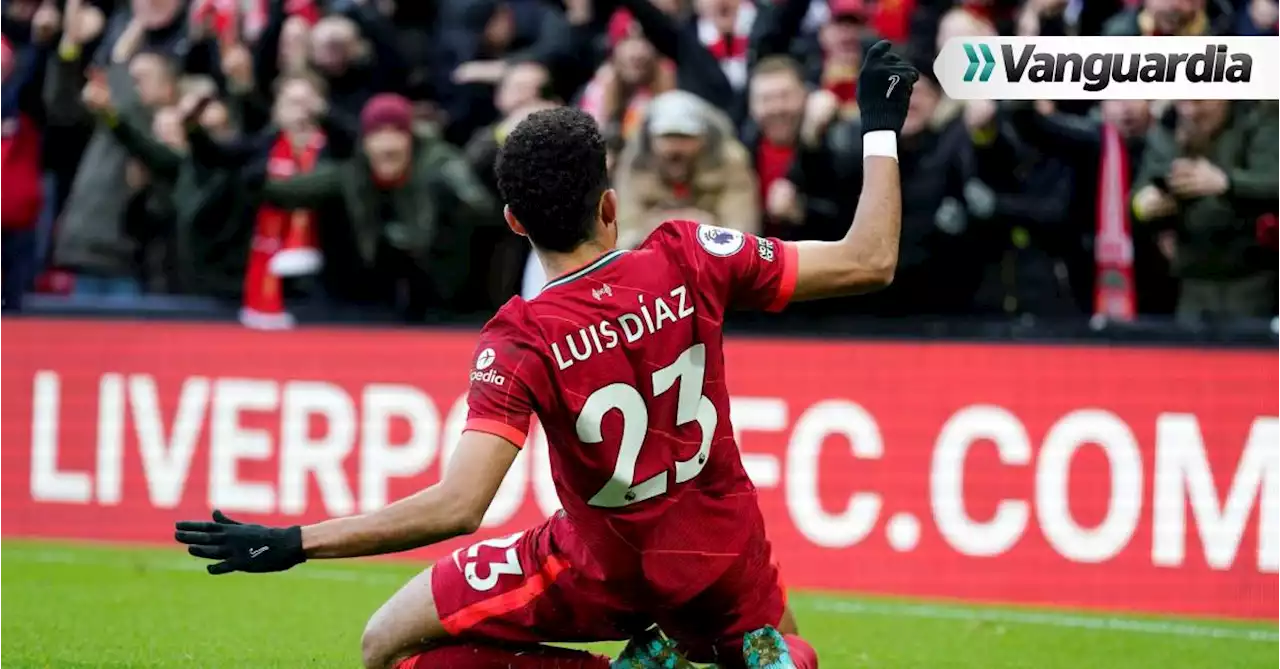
[
  {"left": 705, "top": 33, "right": 748, "bottom": 90},
  {"left": 240, "top": 130, "right": 325, "bottom": 330},
  {"left": 706, "top": 34, "right": 748, "bottom": 60},
  {"left": 697, "top": 5, "right": 755, "bottom": 90},
  {"left": 1093, "top": 123, "right": 1136, "bottom": 321}
]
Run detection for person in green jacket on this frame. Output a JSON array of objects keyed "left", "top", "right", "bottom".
[
  {"left": 1131, "top": 100, "right": 1278, "bottom": 324},
  {"left": 256, "top": 93, "right": 497, "bottom": 319}
]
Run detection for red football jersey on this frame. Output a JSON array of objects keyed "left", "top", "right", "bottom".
[{"left": 464, "top": 220, "right": 797, "bottom": 601}]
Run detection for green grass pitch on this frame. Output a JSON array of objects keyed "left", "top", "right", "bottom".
[{"left": 2, "top": 540, "right": 1275, "bottom": 668}]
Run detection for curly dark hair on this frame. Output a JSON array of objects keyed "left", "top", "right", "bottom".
[{"left": 495, "top": 107, "right": 608, "bottom": 253}]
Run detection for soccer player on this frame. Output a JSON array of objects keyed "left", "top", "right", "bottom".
[{"left": 175, "top": 42, "right": 916, "bottom": 669}]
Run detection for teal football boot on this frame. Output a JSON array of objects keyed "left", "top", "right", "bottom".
[
  {"left": 742, "top": 626, "right": 794, "bottom": 669},
  {"left": 611, "top": 627, "right": 693, "bottom": 669}
]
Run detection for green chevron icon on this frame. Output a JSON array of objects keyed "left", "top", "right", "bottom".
[{"left": 963, "top": 43, "right": 997, "bottom": 82}]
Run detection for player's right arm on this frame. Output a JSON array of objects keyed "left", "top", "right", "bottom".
[
  {"left": 788, "top": 155, "right": 902, "bottom": 300},
  {"left": 298, "top": 319, "right": 547, "bottom": 560},
  {"left": 298, "top": 431, "right": 519, "bottom": 559},
  {"left": 175, "top": 430, "right": 520, "bottom": 573},
  {"left": 788, "top": 41, "right": 918, "bottom": 302},
  {"left": 174, "top": 314, "right": 546, "bottom": 574}
]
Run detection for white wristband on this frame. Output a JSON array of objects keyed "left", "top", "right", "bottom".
[{"left": 863, "top": 130, "right": 898, "bottom": 161}]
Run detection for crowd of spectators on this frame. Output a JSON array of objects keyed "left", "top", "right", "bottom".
[{"left": 2, "top": 0, "right": 1277, "bottom": 330}]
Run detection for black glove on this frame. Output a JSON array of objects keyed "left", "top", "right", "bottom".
[
  {"left": 175, "top": 510, "right": 305, "bottom": 575},
  {"left": 855, "top": 41, "right": 919, "bottom": 135}
]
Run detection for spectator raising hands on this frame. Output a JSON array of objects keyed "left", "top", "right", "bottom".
[
  {"left": 53, "top": 0, "right": 104, "bottom": 58},
  {"left": 110, "top": 17, "right": 145, "bottom": 65},
  {"left": 30, "top": 1, "right": 61, "bottom": 45}
]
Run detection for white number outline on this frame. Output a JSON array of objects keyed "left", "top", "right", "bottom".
[
  {"left": 577, "top": 344, "right": 718, "bottom": 508},
  {"left": 459, "top": 531, "right": 525, "bottom": 592}
]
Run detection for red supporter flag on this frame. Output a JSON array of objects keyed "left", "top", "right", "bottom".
[
  {"left": 240, "top": 130, "right": 326, "bottom": 329},
  {"left": 267, "top": 131, "right": 327, "bottom": 278},
  {"left": 239, "top": 222, "right": 292, "bottom": 330}
]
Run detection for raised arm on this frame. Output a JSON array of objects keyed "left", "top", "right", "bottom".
[
  {"left": 41, "top": 0, "right": 106, "bottom": 128},
  {"left": 252, "top": 0, "right": 286, "bottom": 97},
  {"left": 257, "top": 162, "right": 345, "bottom": 209},
  {"left": 1004, "top": 100, "right": 1104, "bottom": 159},
  {"left": 617, "top": 0, "right": 736, "bottom": 111},
  {"left": 788, "top": 41, "right": 915, "bottom": 301},
  {"left": 339, "top": 0, "right": 409, "bottom": 93},
  {"left": 81, "top": 74, "right": 183, "bottom": 178},
  {"left": 749, "top": 0, "right": 814, "bottom": 65}
]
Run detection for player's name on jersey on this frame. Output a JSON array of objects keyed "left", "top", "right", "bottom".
[{"left": 552, "top": 284, "right": 696, "bottom": 370}]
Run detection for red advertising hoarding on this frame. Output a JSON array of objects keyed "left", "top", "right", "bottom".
[{"left": 2, "top": 318, "right": 1275, "bottom": 620}]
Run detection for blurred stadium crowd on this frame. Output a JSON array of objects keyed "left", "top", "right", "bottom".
[{"left": 2, "top": 0, "right": 1277, "bottom": 328}]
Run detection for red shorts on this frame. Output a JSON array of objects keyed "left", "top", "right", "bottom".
[{"left": 431, "top": 511, "right": 786, "bottom": 664}]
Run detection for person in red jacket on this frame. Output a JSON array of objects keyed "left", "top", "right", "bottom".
[{"left": 2, "top": 29, "right": 49, "bottom": 311}]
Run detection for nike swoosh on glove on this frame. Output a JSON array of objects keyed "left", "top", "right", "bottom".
[{"left": 855, "top": 40, "right": 920, "bottom": 135}]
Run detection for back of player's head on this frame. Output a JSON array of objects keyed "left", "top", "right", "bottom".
[{"left": 496, "top": 107, "right": 609, "bottom": 253}]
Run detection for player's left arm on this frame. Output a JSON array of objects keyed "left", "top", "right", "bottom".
[
  {"left": 691, "top": 153, "right": 899, "bottom": 313},
  {"left": 787, "top": 154, "right": 901, "bottom": 301},
  {"left": 300, "top": 432, "right": 518, "bottom": 559},
  {"left": 786, "top": 42, "right": 916, "bottom": 302},
  {"left": 693, "top": 43, "right": 913, "bottom": 311}
]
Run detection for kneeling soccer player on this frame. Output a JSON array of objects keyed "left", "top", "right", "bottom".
[{"left": 175, "top": 41, "right": 917, "bottom": 669}]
